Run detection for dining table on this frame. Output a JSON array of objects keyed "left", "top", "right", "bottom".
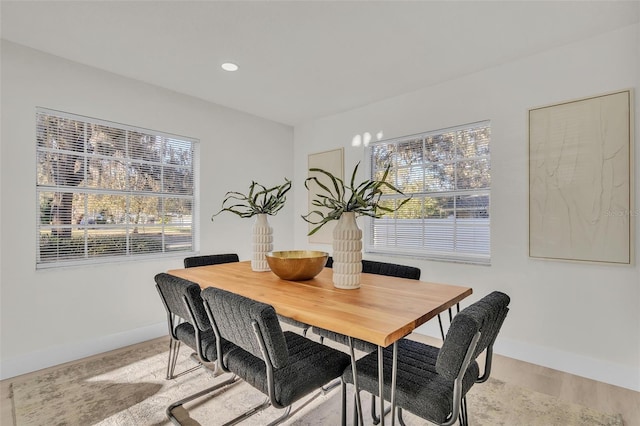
[{"left": 168, "top": 261, "right": 472, "bottom": 425}]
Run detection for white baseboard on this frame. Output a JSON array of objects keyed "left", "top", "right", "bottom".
[
  {"left": 4, "top": 322, "right": 639, "bottom": 392},
  {"left": 494, "top": 337, "right": 640, "bottom": 392},
  {"left": 0, "top": 322, "right": 167, "bottom": 381},
  {"left": 413, "top": 324, "right": 640, "bottom": 392}
]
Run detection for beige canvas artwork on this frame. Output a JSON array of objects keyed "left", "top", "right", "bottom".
[
  {"left": 529, "top": 90, "right": 632, "bottom": 264},
  {"left": 307, "top": 148, "right": 344, "bottom": 244}
]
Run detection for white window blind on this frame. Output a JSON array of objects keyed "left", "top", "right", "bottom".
[
  {"left": 36, "top": 108, "right": 197, "bottom": 268},
  {"left": 366, "top": 121, "right": 491, "bottom": 265}
]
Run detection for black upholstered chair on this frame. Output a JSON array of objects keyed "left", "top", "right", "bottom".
[
  {"left": 184, "top": 253, "right": 311, "bottom": 336},
  {"left": 342, "top": 291, "right": 510, "bottom": 426},
  {"left": 155, "top": 273, "right": 219, "bottom": 379},
  {"left": 183, "top": 253, "right": 239, "bottom": 268},
  {"left": 361, "top": 259, "right": 421, "bottom": 279},
  {"left": 156, "top": 273, "right": 239, "bottom": 425},
  {"left": 313, "top": 258, "right": 421, "bottom": 353},
  {"left": 201, "top": 287, "right": 352, "bottom": 426},
  {"left": 276, "top": 257, "right": 335, "bottom": 336},
  {"left": 277, "top": 314, "right": 312, "bottom": 336},
  {"left": 313, "top": 258, "right": 422, "bottom": 422}
]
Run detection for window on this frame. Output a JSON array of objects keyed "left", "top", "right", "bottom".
[
  {"left": 36, "top": 108, "right": 197, "bottom": 268},
  {"left": 367, "top": 121, "right": 490, "bottom": 264}
]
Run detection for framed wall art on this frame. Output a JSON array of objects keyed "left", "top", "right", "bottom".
[
  {"left": 307, "top": 148, "right": 344, "bottom": 244},
  {"left": 529, "top": 90, "right": 633, "bottom": 264}
]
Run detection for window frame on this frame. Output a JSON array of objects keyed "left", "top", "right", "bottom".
[
  {"left": 364, "top": 121, "right": 491, "bottom": 265},
  {"left": 35, "top": 107, "right": 198, "bottom": 269}
]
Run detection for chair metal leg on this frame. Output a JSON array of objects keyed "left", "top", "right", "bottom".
[
  {"left": 219, "top": 397, "right": 271, "bottom": 426},
  {"left": 459, "top": 396, "right": 469, "bottom": 426},
  {"left": 317, "top": 333, "right": 338, "bottom": 394},
  {"left": 264, "top": 405, "right": 292, "bottom": 426},
  {"left": 175, "top": 380, "right": 324, "bottom": 426},
  {"left": 166, "top": 338, "right": 179, "bottom": 379},
  {"left": 166, "top": 339, "right": 203, "bottom": 380},
  {"left": 166, "top": 374, "right": 240, "bottom": 425},
  {"left": 372, "top": 396, "right": 380, "bottom": 424},
  {"left": 397, "top": 407, "right": 407, "bottom": 426},
  {"left": 371, "top": 395, "right": 391, "bottom": 424},
  {"left": 224, "top": 388, "right": 326, "bottom": 426},
  {"left": 322, "top": 378, "right": 341, "bottom": 394}
]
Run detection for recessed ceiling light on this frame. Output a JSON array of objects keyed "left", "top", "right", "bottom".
[{"left": 221, "top": 62, "right": 239, "bottom": 72}]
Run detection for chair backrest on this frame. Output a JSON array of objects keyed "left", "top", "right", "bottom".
[
  {"left": 184, "top": 253, "right": 239, "bottom": 268},
  {"left": 436, "top": 291, "right": 510, "bottom": 381},
  {"left": 154, "top": 273, "right": 212, "bottom": 332},
  {"left": 202, "top": 287, "right": 289, "bottom": 369},
  {"left": 325, "top": 257, "right": 421, "bottom": 280},
  {"left": 362, "top": 260, "right": 421, "bottom": 280}
]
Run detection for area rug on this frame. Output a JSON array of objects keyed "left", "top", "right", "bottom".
[{"left": 10, "top": 338, "right": 623, "bottom": 426}]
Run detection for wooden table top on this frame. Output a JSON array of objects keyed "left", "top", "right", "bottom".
[{"left": 168, "top": 261, "right": 472, "bottom": 347}]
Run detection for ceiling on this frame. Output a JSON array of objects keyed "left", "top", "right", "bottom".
[{"left": 1, "top": 1, "right": 638, "bottom": 126}]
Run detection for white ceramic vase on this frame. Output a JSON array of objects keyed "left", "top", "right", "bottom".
[
  {"left": 251, "top": 213, "right": 273, "bottom": 272},
  {"left": 332, "top": 211, "right": 362, "bottom": 289}
]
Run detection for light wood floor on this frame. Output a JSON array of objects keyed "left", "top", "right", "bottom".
[
  {"left": 1, "top": 335, "right": 638, "bottom": 425},
  {"left": 490, "top": 353, "right": 639, "bottom": 425}
]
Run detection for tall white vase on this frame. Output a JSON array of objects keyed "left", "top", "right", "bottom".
[
  {"left": 251, "top": 213, "right": 272, "bottom": 272},
  {"left": 332, "top": 212, "right": 362, "bottom": 289}
]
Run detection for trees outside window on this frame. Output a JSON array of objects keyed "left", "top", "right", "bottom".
[
  {"left": 36, "top": 108, "right": 196, "bottom": 268},
  {"left": 367, "top": 122, "right": 491, "bottom": 264}
]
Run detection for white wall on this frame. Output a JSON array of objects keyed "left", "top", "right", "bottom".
[
  {"left": 0, "top": 41, "right": 294, "bottom": 379},
  {"left": 293, "top": 25, "right": 640, "bottom": 391},
  {"left": 2, "top": 23, "right": 639, "bottom": 391}
]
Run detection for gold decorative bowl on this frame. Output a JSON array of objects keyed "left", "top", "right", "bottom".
[{"left": 265, "top": 250, "right": 329, "bottom": 281}]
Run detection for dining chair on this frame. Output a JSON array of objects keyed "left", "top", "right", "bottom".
[
  {"left": 155, "top": 272, "right": 217, "bottom": 379},
  {"left": 312, "top": 258, "right": 422, "bottom": 422},
  {"left": 184, "top": 253, "right": 312, "bottom": 337},
  {"left": 276, "top": 256, "right": 332, "bottom": 336},
  {"left": 177, "top": 253, "right": 239, "bottom": 366},
  {"left": 341, "top": 291, "right": 510, "bottom": 426},
  {"left": 201, "top": 287, "right": 352, "bottom": 426},
  {"left": 277, "top": 314, "right": 312, "bottom": 336},
  {"left": 183, "top": 253, "right": 239, "bottom": 268},
  {"left": 155, "top": 273, "right": 239, "bottom": 425},
  {"left": 313, "top": 258, "right": 421, "bottom": 351}
]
